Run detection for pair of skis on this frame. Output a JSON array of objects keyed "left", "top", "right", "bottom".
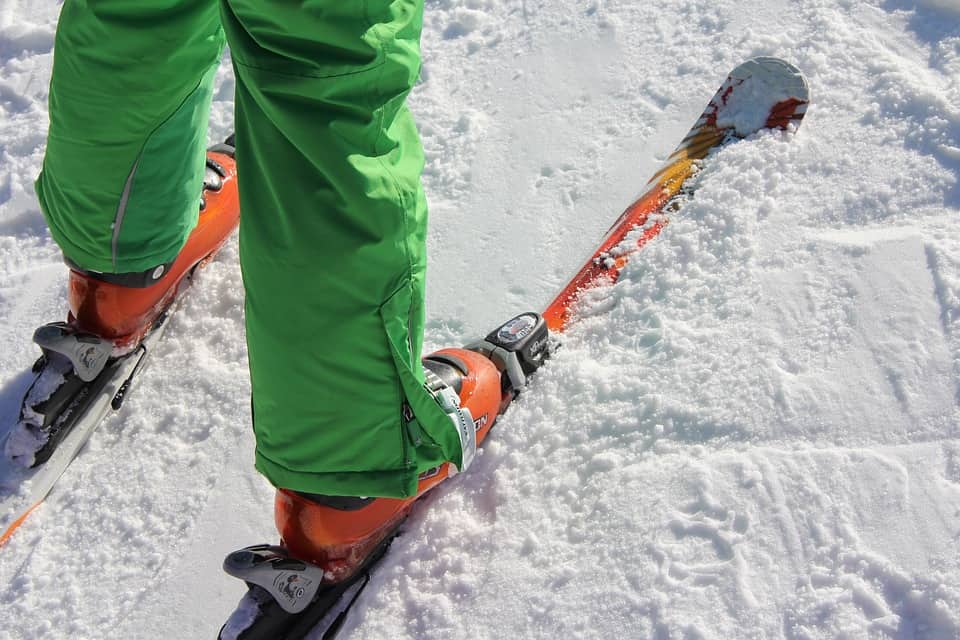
[
  {"left": 218, "top": 57, "right": 809, "bottom": 639},
  {"left": 0, "top": 57, "right": 808, "bottom": 638}
]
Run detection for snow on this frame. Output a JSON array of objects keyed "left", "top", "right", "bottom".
[
  {"left": 1, "top": 0, "right": 959, "bottom": 639},
  {"left": 1, "top": 351, "right": 68, "bottom": 467}
]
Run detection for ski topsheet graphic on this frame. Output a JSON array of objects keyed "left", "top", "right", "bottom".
[
  {"left": 218, "top": 57, "right": 810, "bottom": 640},
  {"left": 0, "top": 139, "right": 240, "bottom": 548},
  {"left": 543, "top": 56, "right": 808, "bottom": 331}
]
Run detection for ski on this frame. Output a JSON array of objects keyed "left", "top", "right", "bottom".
[
  {"left": 0, "top": 137, "right": 241, "bottom": 547},
  {"left": 219, "top": 56, "right": 809, "bottom": 640},
  {"left": 543, "top": 56, "right": 808, "bottom": 331}
]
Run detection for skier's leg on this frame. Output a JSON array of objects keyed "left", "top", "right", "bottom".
[
  {"left": 37, "top": 0, "right": 225, "bottom": 275},
  {"left": 9, "top": 3, "right": 238, "bottom": 466},
  {"left": 221, "top": 0, "right": 474, "bottom": 498}
]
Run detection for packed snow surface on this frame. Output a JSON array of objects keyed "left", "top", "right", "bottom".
[{"left": 1, "top": 0, "right": 959, "bottom": 639}]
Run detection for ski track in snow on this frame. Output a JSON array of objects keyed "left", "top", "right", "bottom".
[{"left": 1, "top": 0, "right": 960, "bottom": 639}]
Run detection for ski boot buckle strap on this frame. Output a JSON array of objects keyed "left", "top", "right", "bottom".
[{"left": 423, "top": 367, "right": 476, "bottom": 473}]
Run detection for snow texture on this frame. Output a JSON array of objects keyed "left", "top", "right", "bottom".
[{"left": 1, "top": 0, "right": 959, "bottom": 639}]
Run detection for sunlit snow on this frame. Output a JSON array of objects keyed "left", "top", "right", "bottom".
[{"left": 0, "top": 1, "right": 958, "bottom": 639}]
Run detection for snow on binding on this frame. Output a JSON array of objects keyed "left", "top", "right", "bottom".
[
  {"left": 0, "top": 137, "right": 241, "bottom": 547},
  {"left": 218, "top": 57, "right": 809, "bottom": 640}
]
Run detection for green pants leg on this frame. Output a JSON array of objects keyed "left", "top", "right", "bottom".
[
  {"left": 222, "top": 0, "right": 463, "bottom": 498},
  {"left": 40, "top": 0, "right": 465, "bottom": 498},
  {"left": 37, "top": 0, "right": 224, "bottom": 273}
]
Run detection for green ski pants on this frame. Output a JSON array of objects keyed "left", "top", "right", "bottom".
[{"left": 38, "top": 1, "right": 466, "bottom": 498}]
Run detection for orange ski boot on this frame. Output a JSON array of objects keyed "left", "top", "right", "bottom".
[
  {"left": 274, "top": 313, "right": 551, "bottom": 584},
  {"left": 67, "top": 138, "right": 241, "bottom": 352}
]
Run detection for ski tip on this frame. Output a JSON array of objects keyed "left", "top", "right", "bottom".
[
  {"left": 654, "top": 56, "right": 810, "bottom": 184},
  {"left": 732, "top": 57, "right": 809, "bottom": 97},
  {"left": 714, "top": 57, "right": 810, "bottom": 137}
]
